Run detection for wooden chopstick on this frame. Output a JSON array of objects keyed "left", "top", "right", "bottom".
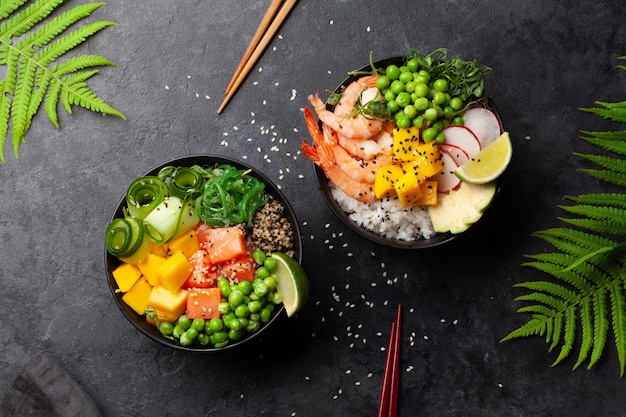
[
  {"left": 377, "top": 321, "right": 396, "bottom": 417},
  {"left": 217, "top": 0, "right": 298, "bottom": 114},
  {"left": 378, "top": 305, "right": 402, "bottom": 417},
  {"left": 224, "top": 0, "right": 283, "bottom": 95}
]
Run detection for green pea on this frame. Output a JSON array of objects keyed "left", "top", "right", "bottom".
[
  {"left": 412, "top": 115, "right": 426, "bottom": 129},
  {"left": 213, "top": 331, "right": 228, "bottom": 344},
  {"left": 263, "top": 276, "right": 277, "bottom": 291},
  {"left": 228, "top": 289, "right": 244, "bottom": 306},
  {"left": 197, "top": 333, "right": 209, "bottom": 345},
  {"left": 270, "top": 291, "right": 283, "bottom": 305},
  {"left": 414, "top": 96, "right": 430, "bottom": 111},
  {"left": 252, "top": 249, "right": 266, "bottom": 265},
  {"left": 424, "top": 107, "right": 439, "bottom": 121},
  {"left": 450, "top": 97, "right": 464, "bottom": 111},
  {"left": 250, "top": 313, "right": 261, "bottom": 322},
  {"left": 159, "top": 321, "right": 174, "bottom": 336},
  {"left": 443, "top": 105, "right": 456, "bottom": 119},
  {"left": 237, "top": 280, "right": 253, "bottom": 295},
  {"left": 383, "top": 89, "right": 396, "bottom": 103},
  {"left": 418, "top": 70, "right": 431, "bottom": 82},
  {"left": 260, "top": 308, "right": 272, "bottom": 323},
  {"left": 177, "top": 315, "right": 191, "bottom": 330},
  {"left": 376, "top": 75, "right": 391, "bottom": 90},
  {"left": 413, "top": 83, "right": 430, "bottom": 98},
  {"left": 406, "top": 58, "right": 419, "bottom": 73},
  {"left": 235, "top": 304, "right": 250, "bottom": 318},
  {"left": 404, "top": 81, "right": 416, "bottom": 94},
  {"left": 394, "top": 112, "right": 411, "bottom": 129},
  {"left": 433, "top": 91, "right": 447, "bottom": 106},
  {"left": 228, "top": 329, "right": 244, "bottom": 341},
  {"left": 218, "top": 302, "right": 231, "bottom": 315},
  {"left": 256, "top": 266, "right": 270, "bottom": 279},
  {"left": 403, "top": 104, "right": 418, "bottom": 119},
  {"left": 191, "top": 318, "right": 205, "bottom": 332},
  {"left": 398, "top": 65, "right": 408, "bottom": 73},
  {"left": 238, "top": 317, "right": 249, "bottom": 328},
  {"left": 180, "top": 328, "right": 199, "bottom": 345},
  {"left": 432, "top": 120, "right": 444, "bottom": 132},
  {"left": 433, "top": 78, "right": 449, "bottom": 92},
  {"left": 422, "top": 127, "right": 438, "bottom": 142},
  {"left": 208, "top": 317, "right": 224, "bottom": 332},
  {"left": 247, "top": 321, "right": 261, "bottom": 333},
  {"left": 263, "top": 257, "right": 277, "bottom": 271},
  {"left": 226, "top": 318, "right": 241, "bottom": 331},
  {"left": 390, "top": 80, "right": 405, "bottom": 94},
  {"left": 220, "top": 285, "right": 232, "bottom": 298},
  {"left": 173, "top": 324, "right": 185, "bottom": 339},
  {"left": 248, "top": 300, "right": 263, "bottom": 314},
  {"left": 385, "top": 64, "right": 400, "bottom": 80},
  {"left": 387, "top": 101, "right": 400, "bottom": 114},
  {"left": 399, "top": 71, "right": 413, "bottom": 84},
  {"left": 435, "top": 132, "right": 446, "bottom": 144},
  {"left": 254, "top": 283, "right": 268, "bottom": 297},
  {"left": 413, "top": 74, "right": 429, "bottom": 84},
  {"left": 452, "top": 116, "right": 464, "bottom": 126},
  {"left": 395, "top": 92, "right": 411, "bottom": 108}
]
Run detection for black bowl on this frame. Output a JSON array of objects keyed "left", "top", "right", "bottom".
[
  {"left": 105, "top": 155, "right": 302, "bottom": 351},
  {"left": 313, "top": 57, "right": 502, "bottom": 249}
]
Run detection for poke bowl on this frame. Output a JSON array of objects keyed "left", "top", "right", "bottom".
[
  {"left": 301, "top": 49, "right": 510, "bottom": 249},
  {"left": 105, "top": 155, "right": 305, "bottom": 351}
]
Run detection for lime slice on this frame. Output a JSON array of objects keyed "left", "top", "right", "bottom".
[
  {"left": 455, "top": 131, "right": 512, "bottom": 184},
  {"left": 271, "top": 252, "right": 309, "bottom": 317}
]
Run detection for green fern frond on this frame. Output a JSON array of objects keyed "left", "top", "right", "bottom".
[
  {"left": 503, "top": 54, "right": 626, "bottom": 375},
  {"left": 0, "top": 0, "right": 124, "bottom": 163},
  {"left": 574, "top": 153, "right": 626, "bottom": 174},
  {"left": 564, "top": 193, "right": 626, "bottom": 208}
]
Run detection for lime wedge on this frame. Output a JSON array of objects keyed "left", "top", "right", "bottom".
[
  {"left": 271, "top": 252, "right": 309, "bottom": 317},
  {"left": 455, "top": 131, "right": 512, "bottom": 184}
]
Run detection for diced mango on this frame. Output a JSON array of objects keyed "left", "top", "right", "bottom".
[
  {"left": 137, "top": 253, "right": 167, "bottom": 286},
  {"left": 122, "top": 277, "right": 153, "bottom": 315},
  {"left": 393, "top": 126, "right": 421, "bottom": 161},
  {"left": 168, "top": 230, "right": 201, "bottom": 258},
  {"left": 112, "top": 263, "right": 142, "bottom": 293},
  {"left": 415, "top": 180, "right": 438, "bottom": 206},
  {"left": 396, "top": 170, "right": 423, "bottom": 208},
  {"left": 374, "top": 164, "right": 405, "bottom": 199},
  {"left": 148, "top": 285, "right": 188, "bottom": 318},
  {"left": 156, "top": 251, "right": 193, "bottom": 292},
  {"left": 413, "top": 141, "right": 443, "bottom": 178}
]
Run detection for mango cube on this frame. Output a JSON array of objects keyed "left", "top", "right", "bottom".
[
  {"left": 396, "top": 170, "right": 423, "bottom": 208},
  {"left": 137, "top": 253, "right": 167, "bottom": 286},
  {"left": 112, "top": 263, "right": 142, "bottom": 293},
  {"left": 415, "top": 180, "right": 438, "bottom": 206},
  {"left": 393, "top": 126, "right": 421, "bottom": 161},
  {"left": 148, "top": 285, "right": 188, "bottom": 320},
  {"left": 168, "top": 230, "right": 200, "bottom": 258},
  {"left": 122, "top": 277, "right": 153, "bottom": 315},
  {"left": 150, "top": 243, "right": 169, "bottom": 257},
  {"left": 374, "top": 164, "right": 405, "bottom": 199},
  {"left": 156, "top": 251, "right": 192, "bottom": 292}
]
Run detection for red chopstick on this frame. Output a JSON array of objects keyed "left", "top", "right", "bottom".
[{"left": 378, "top": 305, "right": 402, "bottom": 417}]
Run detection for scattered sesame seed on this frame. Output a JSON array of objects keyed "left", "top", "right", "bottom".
[{"left": 165, "top": 85, "right": 169, "bottom": 90}]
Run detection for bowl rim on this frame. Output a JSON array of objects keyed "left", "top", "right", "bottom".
[
  {"left": 312, "top": 56, "right": 502, "bottom": 249},
  {"left": 105, "top": 154, "right": 303, "bottom": 351}
]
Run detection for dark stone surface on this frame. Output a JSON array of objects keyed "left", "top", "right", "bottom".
[{"left": 2, "top": 0, "right": 626, "bottom": 416}]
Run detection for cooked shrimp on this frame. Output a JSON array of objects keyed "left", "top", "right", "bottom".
[
  {"left": 337, "top": 128, "right": 394, "bottom": 160},
  {"left": 333, "top": 74, "right": 380, "bottom": 117},
  {"left": 301, "top": 141, "right": 376, "bottom": 203},
  {"left": 308, "top": 93, "right": 383, "bottom": 140}
]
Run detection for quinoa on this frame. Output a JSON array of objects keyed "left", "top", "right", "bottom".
[{"left": 246, "top": 195, "right": 295, "bottom": 257}]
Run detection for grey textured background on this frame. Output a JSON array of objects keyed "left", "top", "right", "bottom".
[{"left": 1, "top": 0, "right": 626, "bottom": 416}]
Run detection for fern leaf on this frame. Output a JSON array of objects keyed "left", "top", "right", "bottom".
[
  {"left": 589, "top": 288, "right": 609, "bottom": 369},
  {"left": 580, "top": 135, "right": 626, "bottom": 157},
  {"left": 573, "top": 296, "right": 594, "bottom": 370},
  {"left": 0, "top": 0, "right": 124, "bottom": 162},
  {"left": 609, "top": 281, "right": 626, "bottom": 376},
  {"left": 501, "top": 315, "right": 549, "bottom": 342},
  {"left": 581, "top": 105, "right": 626, "bottom": 123},
  {"left": 553, "top": 307, "right": 577, "bottom": 366},
  {"left": 549, "top": 312, "right": 564, "bottom": 352},
  {"left": 558, "top": 216, "right": 626, "bottom": 237},
  {"left": 580, "top": 130, "right": 626, "bottom": 141},
  {"left": 564, "top": 193, "right": 626, "bottom": 208},
  {"left": 514, "top": 280, "right": 580, "bottom": 304},
  {"left": 578, "top": 168, "right": 626, "bottom": 187},
  {"left": 575, "top": 153, "right": 626, "bottom": 174}
]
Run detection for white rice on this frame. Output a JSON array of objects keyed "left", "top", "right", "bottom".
[{"left": 329, "top": 184, "right": 436, "bottom": 241}]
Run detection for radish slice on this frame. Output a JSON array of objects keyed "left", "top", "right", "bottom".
[
  {"left": 462, "top": 107, "right": 502, "bottom": 148},
  {"left": 435, "top": 149, "right": 461, "bottom": 193},
  {"left": 442, "top": 126, "right": 481, "bottom": 158},
  {"left": 439, "top": 143, "right": 469, "bottom": 166}
]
